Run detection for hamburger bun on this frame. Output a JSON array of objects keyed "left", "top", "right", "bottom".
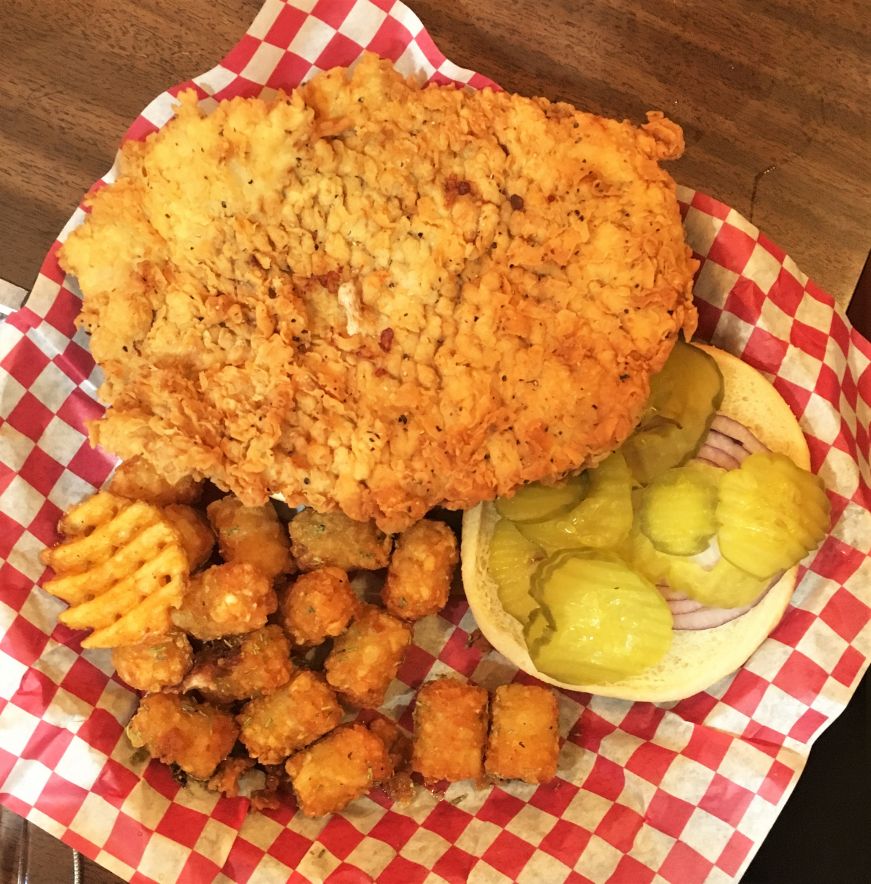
[{"left": 461, "top": 344, "right": 810, "bottom": 702}]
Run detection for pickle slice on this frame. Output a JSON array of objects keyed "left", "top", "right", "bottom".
[
  {"left": 639, "top": 462, "right": 722, "bottom": 556},
  {"left": 717, "top": 452, "right": 830, "bottom": 579},
  {"left": 524, "top": 606, "right": 550, "bottom": 649},
  {"left": 488, "top": 518, "right": 546, "bottom": 623},
  {"left": 523, "top": 550, "right": 672, "bottom": 684},
  {"left": 495, "top": 472, "right": 589, "bottom": 523},
  {"left": 517, "top": 453, "right": 633, "bottom": 552},
  {"left": 629, "top": 527, "right": 769, "bottom": 608},
  {"left": 621, "top": 341, "right": 724, "bottom": 484}
]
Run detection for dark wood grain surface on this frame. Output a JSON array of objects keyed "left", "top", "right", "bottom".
[
  {"left": 0, "top": 2, "right": 869, "bottom": 883},
  {"left": 1, "top": 0, "right": 869, "bottom": 304}
]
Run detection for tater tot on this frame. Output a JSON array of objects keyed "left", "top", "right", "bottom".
[
  {"left": 163, "top": 504, "right": 215, "bottom": 570},
  {"left": 286, "top": 723, "right": 392, "bottom": 817},
  {"left": 324, "top": 604, "right": 411, "bottom": 708},
  {"left": 206, "top": 496, "right": 293, "bottom": 581},
  {"left": 381, "top": 519, "right": 457, "bottom": 620},
  {"left": 237, "top": 670, "right": 342, "bottom": 764},
  {"left": 277, "top": 567, "right": 359, "bottom": 647},
  {"left": 412, "top": 678, "right": 488, "bottom": 784},
  {"left": 126, "top": 693, "right": 238, "bottom": 779},
  {"left": 109, "top": 456, "right": 201, "bottom": 506},
  {"left": 181, "top": 625, "right": 293, "bottom": 703},
  {"left": 112, "top": 631, "right": 193, "bottom": 692},
  {"left": 289, "top": 509, "right": 392, "bottom": 572},
  {"left": 369, "top": 717, "right": 415, "bottom": 805},
  {"left": 171, "top": 563, "right": 276, "bottom": 640},
  {"left": 485, "top": 684, "right": 560, "bottom": 784}
]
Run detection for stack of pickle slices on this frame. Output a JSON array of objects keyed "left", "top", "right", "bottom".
[{"left": 487, "top": 342, "right": 830, "bottom": 685}]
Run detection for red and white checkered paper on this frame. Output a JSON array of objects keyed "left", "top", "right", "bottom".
[{"left": 1, "top": 1, "right": 870, "bottom": 881}]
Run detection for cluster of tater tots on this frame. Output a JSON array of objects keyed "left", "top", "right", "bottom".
[
  {"left": 110, "top": 457, "right": 457, "bottom": 814},
  {"left": 90, "top": 456, "right": 560, "bottom": 817},
  {"left": 412, "top": 679, "right": 560, "bottom": 786}
]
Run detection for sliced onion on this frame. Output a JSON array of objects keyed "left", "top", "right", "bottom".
[
  {"left": 659, "top": 587, "right": 704, "bottom": 615},
  {"left": 695, "top": 413, "right": 769, "bottom": 471},
  {"left": 671, "top": 601, "right": 754, "bottom": 630},
  {"left": 711, "top": 414, "right": 768, "bottom": 454},
  {"left": 696, "top": 444, "right": 740, "bottom": 470},
  {"left": 706, "top": 430, "right": 749, "bottom": 464},
  {"left": 668, "top": 598, "right": 706, "bottom": 615},
  {"left": 662, "top": 572, "right": 782, "bottom": 630},
  {"left": 658, "top": 585, "right": 688, "bottom": 602}
]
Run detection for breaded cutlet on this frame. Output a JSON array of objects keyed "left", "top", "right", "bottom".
[{"left": 60, "top": 53, "right": 697, "bottom": 531}]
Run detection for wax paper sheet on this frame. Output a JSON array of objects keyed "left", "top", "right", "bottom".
[{"left": 0, "top": 1, "right": 869, "bottom": 882}]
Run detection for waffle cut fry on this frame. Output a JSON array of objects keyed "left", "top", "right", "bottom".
[{"left": 41, "top": 492, "right": 189, "bottom": 647}]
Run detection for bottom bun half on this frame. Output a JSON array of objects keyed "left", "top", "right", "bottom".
[{"left": 460, "top": 345, "right": 809, "bottom": 703}]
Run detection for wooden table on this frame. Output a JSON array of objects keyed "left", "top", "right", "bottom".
[
  {"left": 1, "top": 2, "right": 869, "bottom": 882},
  {"left": 2, "top": 0, "right": 869, "bottom": 305}
]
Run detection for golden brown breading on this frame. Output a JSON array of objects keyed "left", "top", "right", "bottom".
[
  {"left": 369, "top": 717, "right": 415, "bottom": 805},
  {"left": 206, "top": 756, "right": 256, "bottom": 798},
  {"left": 412, "top": 678, "right": 488, "bottom": 784},
  {"left": 381, "top": 519, "right": 457, "bottom": 620},
  {"left": 250, "top": 764, "right": 285, "bottom": 812},
  {"left": 324, "top": 604, "right": 411, "bottom": 708},
  {"left": 181, "top": 625, "right": 293, "bottom": 703},
  {"left": 163, "top": 504, "right": 215, "bottom": 571},
  {"left": 112, "top": 630, "right": 193, "bottom": 692},
  {"left": 108, "top": 456, "right": 201, "bottom": 506},
  {"left": 289, "top": 510, "right": 392, "bottom": 572},
  {"left": 484, "top": 684, "right": 560, "bottom": 784},
  {"left": 277, "top": 566, "right": 359, "bottom": 647},
  {"left": 60, "top": 54, "right": 697, "bottom": 532},
  {"left": 206, "top": 496, "right": 293, "bottom": 581},
  {"left": 170, "top": 562, "right": 276, "bottom": 640},
  {"left": 237, "top": 670, "right": 342, "bottom": 765},
  {"left": 126, "top": 692, "right": 238, "bottom": 779},
  {"left": 285, "top": 723, "right": 392, "bottom": 816}
]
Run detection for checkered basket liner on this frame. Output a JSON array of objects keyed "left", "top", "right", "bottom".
[{"left": 1, "top": 2, "right": 869, "bottom": 882}]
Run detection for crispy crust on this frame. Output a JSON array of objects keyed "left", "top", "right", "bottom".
[
  {"left": 411, "top": 677, "right": 489, "bottom": 783},
  {"left": 381, "top": 519, "right": 458, "bottom": 620},
  {"left": 485, "top": 684, "right": 560, "bottom": 784},
  {"left": 60, "top": 54, "right": 697, "bottom": 531}
]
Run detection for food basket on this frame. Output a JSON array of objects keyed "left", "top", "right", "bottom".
[{"left": 0, "top": 1, "right": 869, "bottom": 881}]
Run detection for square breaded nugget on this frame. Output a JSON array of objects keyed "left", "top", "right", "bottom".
[
  {"left": 181, "top": 625, "right": 293, "bottom": 703},
  {"left": 171, "top": 562, "right": 276, "bottom": 640},
  {"left": 324, "top": 604, "right": 411, "bottom": 708},
  {"left": 238, "top": 670, "right": 342, "bottom": 765},
  {"left": 112, "top": 630, "right": 192, "bottom": 693},
  {"left": 286, "top": 723, "right": 392, "bottom": 816},
  {"left": 289, "top": 509, "right": 392, "bottom": 572},
  {"left": 381, "top": 519, "right": 458, "bottom": 621},
  {"left": 485, "top": 684, "right": 559, "bottom": 784},
  {"left": 207, "top": 496, "right": 293, "bottom": 581},
  {"left": 412, "top": 677, "right": 488, "bottom": 783},
  {"left": 278, "top": 566, "right": 359, "bottom": 647},
  {"left": 126, "top": 693, "right": 238, "bottom": 780}
]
